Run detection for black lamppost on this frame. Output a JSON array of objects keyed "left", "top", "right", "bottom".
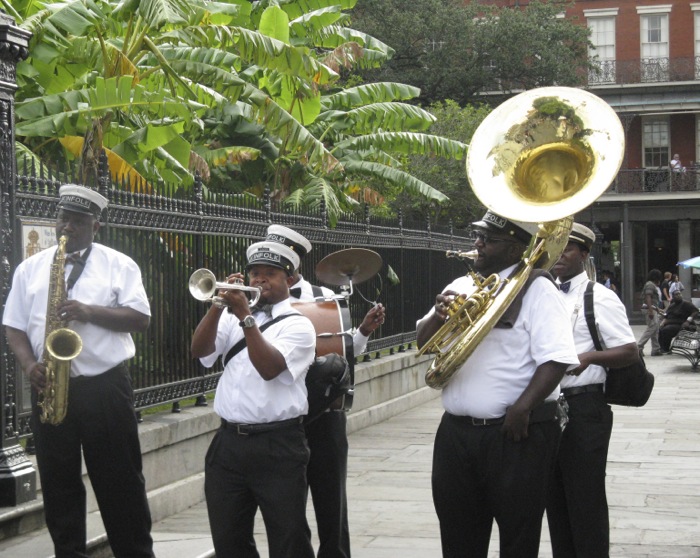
[{"left": 0, "top": 10, "right": 36, "bottom": 506}]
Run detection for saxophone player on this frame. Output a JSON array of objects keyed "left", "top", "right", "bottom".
[
  {"left": 416, "top": 210, "right": 579, "bottom": 558},
  {"left": 3, "top": 185, "right": 154, "bottom": 558}
]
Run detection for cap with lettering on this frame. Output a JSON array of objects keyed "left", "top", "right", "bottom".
[
  {"left": 471, "top": 210, "right": 539, "bottom": 244},
  {"left": 58, "top": 184, "right": 108, "bottom": 218},
  {"left": 245, "top": 241, "right": 299, "bottom": 276},
  {"left": 266, "top": 225, "right": 312, "bottom": 260}
]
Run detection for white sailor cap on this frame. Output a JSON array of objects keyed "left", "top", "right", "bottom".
[
  {"left": 245, "top": 241, "right": 299, "bottom": 276},
  {"left": 266, "top": 225, "right": 312, "bottom": 260},
  {"left": 58, "top": 184, "right": 108, "bottom": 218},
  {"left": 569, "top": 223, "right": 596, "bottom": 250}
]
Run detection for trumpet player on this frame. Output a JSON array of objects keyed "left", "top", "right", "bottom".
[
  {"left": 3, "top": 185, "right": 154, "bottom": 558},
  {"left": 191, "top": 241, "right": 316, "bottom": 558},
  {"left": 416, "top": 210, "right": 579, "bottom": 558},
  {"left": 265, "top": 224, "right": 385, "bottom": 558}
]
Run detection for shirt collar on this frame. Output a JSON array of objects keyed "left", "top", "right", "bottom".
[
  {"left": 555, "top": 271, "right": 589, "bottom": 295},
  {"left": 268, "top": 298, "right": 293, "bottom": 319}
]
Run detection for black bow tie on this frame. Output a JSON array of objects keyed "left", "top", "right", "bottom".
[
  {"left": 66, "top": 252, "right": 82, "bottom": 265},
  {"left": 257, "top": 304, "right": 273, "bottom": 317},
  {"left": 559, "top": 281, "right": 571, "bottom": 294},
  {"left": 289, "top": 287, "right": 302, "bottom": 299}
]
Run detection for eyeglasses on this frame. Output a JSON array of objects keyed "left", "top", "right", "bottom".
[{"left": 470, "top": 231, "right": 516, "bottom": 245}]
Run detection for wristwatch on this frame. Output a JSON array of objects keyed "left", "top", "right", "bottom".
[{"left": 239, "top": 315, "right": 256, "bottom": 329}]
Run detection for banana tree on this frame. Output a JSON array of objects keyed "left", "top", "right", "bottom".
[{"left": 13, "top": 0, "right": 467, "bottom": 222}]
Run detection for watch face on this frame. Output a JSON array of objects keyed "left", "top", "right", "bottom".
[{"left": 242, "top": 315, "right": 256, "bottom": 328}]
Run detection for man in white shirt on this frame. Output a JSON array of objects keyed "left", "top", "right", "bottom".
[
  {"left": 191, "top": 240, "right": 317, "bottom": 558},
  {"left": 3, "top": 184, "right": 154, "bottom": 557},
  {"left": 416, "top": 211, "right": 579, "bottom": 558},
  {"left": 265, "top": 224, "right": 385, "bottom": 558},
  {"left": 671, "top": 153, "right": 683, "bottom": 172},
  {"left": 546, "top": 223, "right": 638, "bottom": 557}
]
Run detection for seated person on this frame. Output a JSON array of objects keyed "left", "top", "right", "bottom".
[{"left": 659, "top": 291, "right": 699, "bottom": 353}]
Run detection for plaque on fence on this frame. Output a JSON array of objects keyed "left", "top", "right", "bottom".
[{"left": 19, "top": 218, "right": 57, "bottom": 261}]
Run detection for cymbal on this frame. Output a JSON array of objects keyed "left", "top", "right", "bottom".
[{"left": 315, "top": 248, "right": 382, "bottom": 286}]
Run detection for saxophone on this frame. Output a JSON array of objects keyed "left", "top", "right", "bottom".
[{"left": 38, "top": 235, "right": 83, "bottom": 425}]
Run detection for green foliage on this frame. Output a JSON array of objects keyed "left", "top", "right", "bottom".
[
  {"left": 11, "top": 0, "right": 470, "bottom": 223},
  {"left": 351, "top": 0, "right": 592, "bottom": 106},
  {"left": 402, "top": 100, "right": 492, "bottom": 228}
]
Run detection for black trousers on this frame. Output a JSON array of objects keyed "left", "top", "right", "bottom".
[
  {"left": 659, "top": 323, "right": 683, "bottom": 352},
  {"left": 305, "top": 411, "right": 350, "bottom": 558},
  {"left": 31, "top": 366, "right": 154, "bottom": 558},
  {"left": 546, "top": 391, "right": 613, "bottom": 558},
  {"left": 432, "top": 412, "right": 562, "bottom": 558},
  {"left": 205, "top": 421, "right": 315, "bottom": 558}
]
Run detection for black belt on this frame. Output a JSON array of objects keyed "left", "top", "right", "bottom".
[
  {"left": 562, "top": 383, "right": 604, "bottom": 398},
  {"left": 220, "top": 416, "right": 303, "bottom": 435},
  {"left": 447, "top": 400, "right": 558, "bottom": 427},
  {"left": 70, "top": 363, "right": 127, "bottom": 383}
]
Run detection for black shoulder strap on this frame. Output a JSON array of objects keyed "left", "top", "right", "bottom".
[
  {"left": 495, "top": 268, "right": 555, "bottom": 328},
  {"left": 66, "top": 245, "right": 92, "bottom": 291},
  {"left": 311, "top": 284, "right": 324, "bottom": 300},
  {"left": 223, "top": 313, "right": 294, "bottom": 367},
  {"left": 583, "top": 280, "right": 604, "bottom": 352}
]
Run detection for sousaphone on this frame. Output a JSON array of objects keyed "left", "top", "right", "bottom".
[{"left": 419, "top": 86, "right": 625, "bottom": 389}]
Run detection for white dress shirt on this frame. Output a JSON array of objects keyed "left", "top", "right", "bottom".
[
  {"left": 200, "top": 298, "right": 316, "bottom": 424},
  {"left": 3, "top": 243, "right": 150, "bottom": 377},
  {"left": 556, "top": 271, "right": 636, "bottom": 389},
  {"left": 417, "top": 264, "right": 579, "bottom": 418}
]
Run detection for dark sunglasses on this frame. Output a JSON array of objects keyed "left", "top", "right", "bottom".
[{"left": 471, "top": 231, "right": 517, "bottom": 245}]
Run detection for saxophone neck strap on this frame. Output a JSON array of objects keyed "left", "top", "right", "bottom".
[{"left": 65, "top": 245, "right": 93, "bottom": 291}]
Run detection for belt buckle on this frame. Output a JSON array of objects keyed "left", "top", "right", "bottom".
[
  {"left": 236, "top": 424, "right": 249, "bottom": 435},
  {"left": 471, "top": 417, "right": 488, "bottom": 426}
]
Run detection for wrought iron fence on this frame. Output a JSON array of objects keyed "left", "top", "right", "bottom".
[{"left": 8, "top": 154, "right": 471, "bottom": 437}]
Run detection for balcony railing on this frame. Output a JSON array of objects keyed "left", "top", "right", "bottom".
[
  {"left": 609, "top": 167, "right": 700, "bottom": 194},
  {"left": 588, "top": 56, "right": 700, "bottom": 86}
]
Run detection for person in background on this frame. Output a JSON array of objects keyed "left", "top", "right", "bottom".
[
  {"left": 266, "top": 224, "right": 385, "bottom": 558},
  {"left": 661, "top": 271, "right": 672, "bottom": 307},
  {"left": 192, "top": 240, "right": 317, "bottom": 558},
  {"left": 658, "top": 290, "right": 699, "bottom": 354},
  {"left": 601, "top": 270, "right": 618, "bottom": 295},
  {"left": 547, "top": 223, "right": 639, "bottom": 558},
  {"left": 638, "top": 268, "right": 663, "bottom": 357},
  {"left": 416, "top": 210, "right": 578, "bottom": 558},
  {"left": 670, "top": 153, "right": 684, "bottom": 172},
  {"left": 3, "top": 185, "right": 154, "bottom": 558},
  {"left": 668, "top": 273, "right": 684, "bottom": 297}
]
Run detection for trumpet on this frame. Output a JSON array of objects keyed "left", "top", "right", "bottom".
[
  {"left": 188, "top": 268, "right": 261, "bottom": 308},
  {"left": 446, "top": 249, "right": 478, "bottom": 262}
]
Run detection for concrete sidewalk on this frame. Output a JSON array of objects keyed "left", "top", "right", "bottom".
[{"left": 3, "top": 325, "right": 700, "bottom": 557}]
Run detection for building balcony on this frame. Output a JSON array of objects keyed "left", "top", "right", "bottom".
[
  {"left": 608, "top": 167, "right": 700, "bottom": 195},
  {"left": 588, "top": 56, "right": 700, "bottom": 86}
]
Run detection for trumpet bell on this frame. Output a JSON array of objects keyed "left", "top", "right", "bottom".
[
  {"left": 467, "top": 86, "right": 624, "bottom": 223},
  {"left": 189, "top": 268, "right": 217, "bottom": 301},
  {"left": 188, "top": 268, "right": 262, "bottom": 307}
]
